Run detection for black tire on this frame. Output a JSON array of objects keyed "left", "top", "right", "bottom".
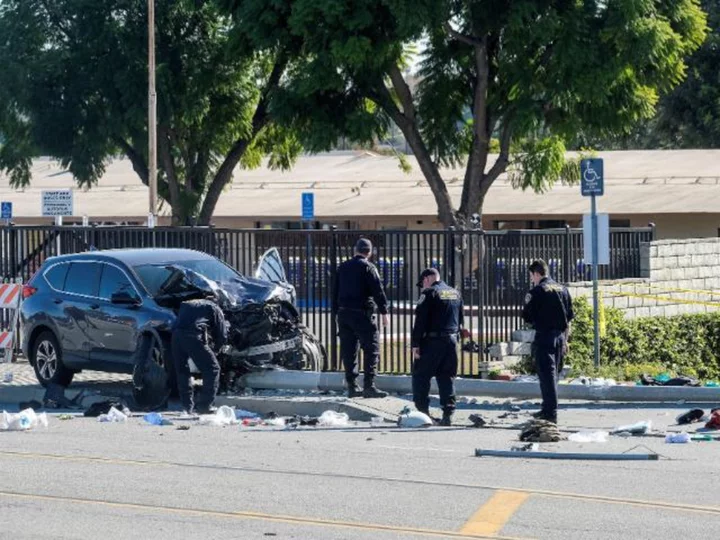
[
  {"left": 132, "top": 333, "right": 172, "bottom": 411},
  {"left": 300, "top": 327, "right": 326, "bottom": 371},
  {"left": 31, "top": 331, "right": 74, "bottom": 387},
  {"left": 155, "top": 333, "right": 178, "bottom": 398}
]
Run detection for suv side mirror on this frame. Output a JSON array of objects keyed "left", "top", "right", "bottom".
[{"left": 111, "top": 290, "right": 140, "bottom": 305}]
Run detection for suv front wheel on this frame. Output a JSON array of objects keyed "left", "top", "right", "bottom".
[{"left": 31, "top": 331, "right": 75, "bottom": 387}]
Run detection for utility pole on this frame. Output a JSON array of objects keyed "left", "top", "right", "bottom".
[{"left": 148, "top": 0, "right": 157, "bottom": 228}]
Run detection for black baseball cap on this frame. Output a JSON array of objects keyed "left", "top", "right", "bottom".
[
  {"left": 355, "top": 238, "right": 372, "bottom": 254},
  {"left": 416, "top": 268, "right": 440, "bottom": 287}
]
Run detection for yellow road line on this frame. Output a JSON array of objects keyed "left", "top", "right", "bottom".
[
  {"left": 2, "top": 450, "right": 720, "bottom": 517},
  {"left": 0, "top": 490, "right": 526, "bottom": 540},
  {"left": 460, "top": 491, "right": 529, "bottom": 536}
]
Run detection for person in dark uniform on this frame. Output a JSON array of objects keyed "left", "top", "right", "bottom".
[
  {"left": 411, "top": 268, "right": 466, "bottom": 426},
  {"left": 172, "top": 294, "right": 228, "bottom": 414},
  {"left": 522, "top": 259, "right": 574, "bottom": 424},
  {"left": 333, "top": 238, "right": 389, "bottom": 398}
]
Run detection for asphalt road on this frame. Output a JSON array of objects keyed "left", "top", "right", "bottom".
[{"left": 1, "top": 404, "right": 719, "bottom": 539}]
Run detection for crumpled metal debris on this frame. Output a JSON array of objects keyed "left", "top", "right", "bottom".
[{"left": 520, "top": 419, "right": 564, "bottom": 443}]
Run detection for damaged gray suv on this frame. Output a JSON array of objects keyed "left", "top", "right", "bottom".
[{"left": 21, "top": 248, "right": 325, "bottom": 395}]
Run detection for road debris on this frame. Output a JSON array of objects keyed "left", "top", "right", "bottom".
[
  {"left": 397, "top": 408, "right": 432, "bottom": 428},
  {"left": 468, "top": 414, "right": 488, "bottom": 428},
  {"left": 199, "top": 405, "right": 238, "bottom": 426},
  {"left": 1, "top": 408, "right": 48, "bottom": 431},
  {"left": 611, "top": 420, "right": 652, "bottom": 436},
  {"left": 475, "top": 449, "right": 659, "bottom": 461},
  {"left": 676, "top": 409, "right": 704, "bottom": 425},
  {"left": 318, "top": 410, "right": 349, "bottom": 427},
  {"left": 143, "top": 412, "right": 173, "bottom": 426},
  {"left": 569, "top": 431, "right": 609, "bottom": 443},
  {"left": 665, "top": 432, "right": 691, "bottom": 444},
  {"left": 520, "top": 419, "right": 564, "bottom": 443},
  {"left": 97, "top": 407, "right": 128, "bottom": 423}
]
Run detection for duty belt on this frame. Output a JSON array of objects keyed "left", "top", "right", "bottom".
[{"left": 425, "top": 331, "right": 457, "bottom": 338}]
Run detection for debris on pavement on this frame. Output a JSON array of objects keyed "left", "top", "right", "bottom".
[
  {"left": 569, "top": 431, "right": 609, "bottom": 443},
  {"left": 665, "top": 432, "right": 691, "bottom": 444},
  {"left": 468, "top": 414, "right": 488, "bottom": 428},
  {"left": 143, "top": 412, "right": 173, "bottom": 426},
  {"left": 84, "top": 400, "right": 130, "bottom": 418},
  {"left": 43, "top": 383, "right": 85, "bottom": 409},
  {"left": 97, "top": 406, "right": 128, "bottom": 423},
  {"left": 58, "top": 414, "right": 74, "bottom": 421},
  {"left": 611, "top": 420, "right": 652, "bottom": 436},
  {"left": 705, "top": 409, "right": 720, "bottom": 430},
  {"left": 3, "top": 372, "right": 13, "bottom": 383},
  {"left": 198, "top": 405, "right": 238, "bottom": 427},
  {"left": 569, "top": 377, "right": 617, "bottom": 387},
  {"left": 176, "top": 425, "right": 191, "bottom": 431},
  {"left": 676, "top": 409, "right": 705, "bottom": 425},
  {"left": 234, "top": 409, "right": 259, "bottom": 420},
  {"left": 1, "top": 408, "right": 48, "bottom": 431},
  {"left": 318, "top": 410, "right": 350, "bottom": 427},
  {"left": 511, "top": 443, "right": 540, "bottom": 452},
  {"left": 475, "top": 448, "right": 659, "bottom": 461},
  {"left": 640, "top": 374, "right": 700, "bottom": 387},
  {"left": 519, "top": 419, "right": 564, "bottom": 443},
  {"left": 397, "top": 408, "right": 433, "bottom": 428}
]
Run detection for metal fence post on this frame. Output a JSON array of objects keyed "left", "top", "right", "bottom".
[
  {"left": 447, "top": 226, "right": 456, "bottom": 287},
  {"left": 329, "top": 225, "right": 338, "bottom": 371},
  {"left": 9, "top": 224, "right": 17, "bottom": 279},
  {"left": 563, "top": 224, "right": 571, "bottom": 283},
  {"left": 649, "top": 222, "right": 656, "bottom": 241}
]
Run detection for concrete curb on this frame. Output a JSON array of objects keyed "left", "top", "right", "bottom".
[{"left": 240, "top": 371, "right": 720, "bottom": 403}]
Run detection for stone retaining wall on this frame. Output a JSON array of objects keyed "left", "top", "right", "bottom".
[{"left": 568, "top": 238, "right": 720, "bottom": 318}]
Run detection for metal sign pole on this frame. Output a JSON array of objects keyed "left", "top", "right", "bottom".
[{"left": 591, "top": 194, "right": 600, "bottom": 369}]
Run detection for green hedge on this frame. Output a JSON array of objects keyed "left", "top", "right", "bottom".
[{"left": 523, "top": 296, "right": 720, "bottom": 382}]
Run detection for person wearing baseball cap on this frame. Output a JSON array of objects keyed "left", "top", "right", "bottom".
[{"left": 332, "top": 237, "right": 389, "bottom": 398}]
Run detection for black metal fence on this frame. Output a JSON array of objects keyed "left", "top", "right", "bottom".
[{"left": 1, "top": 224, "right": 654, "bottom": 375}]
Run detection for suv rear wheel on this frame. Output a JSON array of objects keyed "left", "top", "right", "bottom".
[{"left": 32, "top": 331, "right": 74, "bottom": 387}]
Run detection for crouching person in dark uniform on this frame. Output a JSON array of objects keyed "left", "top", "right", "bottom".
[
  {"left": 333, "top": 238, "right": 390, "bottom": 398},
  {"left": 172, "top": 294, "right": 227, "bottom": 414},
  {"left": 411, "top": 268, "right": 465, "bottom": 426},
  {"left": 522, "top": 259, "right": 574, "bottom": 424}
]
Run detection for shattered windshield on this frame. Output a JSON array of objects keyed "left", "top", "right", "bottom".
[{"left": 134, "top": 259, "right": 240, "bottom": 296}]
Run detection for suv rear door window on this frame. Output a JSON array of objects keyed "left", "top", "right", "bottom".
[
  {"left": 44, "top": 263, "right": 69, "bottom": 290},
  {"left": 99, "top": 264, "right": 135, "bottom": 300},
  {"left": 64, "top": 262, "right": 102, "bottom": 297}
]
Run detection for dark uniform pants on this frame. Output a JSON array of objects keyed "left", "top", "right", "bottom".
[
  {"left": 171, "top": 331, "right": 220, "bottom": 411},
  {"left": 412, "top": 337, "right": 458, "bottom": 414},
  {"left": 532, "top": 331, "right": 565, "bottom": 420},
  {"left": 337, "top": 308, "right": 380, "bottom": 387}
]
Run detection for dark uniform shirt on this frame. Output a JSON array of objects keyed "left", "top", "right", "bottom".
[
  {"left": 333, "top": 255, "right": 389, "bottom": 315},
  {"left": 522, "top": 277, "right": 574, "bottom": 334},
  {"left": 173, "top": 298, "right": 228, "bottom": 348},
  {"left": 411, "top": 281, "right": 463, "bottom": 347}
]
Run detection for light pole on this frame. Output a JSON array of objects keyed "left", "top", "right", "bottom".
[{"left": 148, "top": 0, "right": 157, "bottom": 228}]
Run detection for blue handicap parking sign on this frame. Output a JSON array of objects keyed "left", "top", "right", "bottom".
[
  {"left": 301, "top": 192, "right": 314, "bottom": 221},
  {"left": 580, "top": 159, "right": 604, "bottom": 197},
  {"left": 1, "top": 202, "right": 12, "bottom": 220}
]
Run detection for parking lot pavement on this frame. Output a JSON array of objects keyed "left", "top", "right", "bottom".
[{"left": 1, "top": 407, "right": 720, "bottom": 539}]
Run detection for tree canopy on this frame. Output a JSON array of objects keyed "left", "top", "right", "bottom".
[
  {"left": 0, "top": 0, "right": 302, "bottom": 224},
  {"left": 229, "top": 0, "right": 707, "bottom": 228}
]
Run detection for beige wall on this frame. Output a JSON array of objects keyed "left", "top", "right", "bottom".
[{"left": 568, "top": 237, "right": 720, "bottom": 318}]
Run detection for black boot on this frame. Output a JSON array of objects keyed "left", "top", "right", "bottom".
[
  {"left": 363, "top": 385, "right": 388, "bottom": 398},
  {"left": 439, "top": 411, "right": 453, "bottom": 426},
  {"left": 347, "top": 380, "right": 363, "bottom": 398}
]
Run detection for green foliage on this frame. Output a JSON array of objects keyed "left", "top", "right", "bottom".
[
  {"left": 564, "top": 296, "right": 720, "bottom": 381},
  {"left": 0, "top": 0, "right": 301, "bottom": 223}
]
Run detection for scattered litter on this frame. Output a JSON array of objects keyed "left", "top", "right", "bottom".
[
  {"left": 143, "top": 412, "right": 173, "bottom": 426},
  {"left": 1, "top": 408, "right": 48, "bottom": 431},
  {"left": 511, "top": 443, "right": 539, "bottom": 452},
  {"left": 640, "top": 374, "right": 700, "bottom": 387},
  {"left": 318, "top": 410, "right": 350, "bottom": 427},
  {"left": 705, "top": 381, "right": 719, "bottom": 388},
  {"left": 468, "top": 414, "right": 488, "bottom": 428},
  {"left": 84, "top": 400, "right": 130, "bottom": 418},
  {"left": 3, "top": 372, "right": 13, "bottom": 383},
  {"left": 234, "top": 409, "right": 259, "bottom": 420},
  {"left": 665, "top": 432, "right": 691, "bottom": 444},
  {"left": 690, "top": 434, "right": 713, "bottom": 442},
  {"left": 57, "top": 414, "right": 73, "bottom": 421},
  {"left": 199, "top": 405, "right": 238, "bottom": 427},
  {"left": 97, "top": 407, "right": 127, "bottom": 423},
  {"left": 611, "top": 420, "right": 652, "bottom": 436},
  {"left": 397, "top": 408, "right": 433, "bottom": 428},
  {"left": 520, "top": 419, "right": 564, "bottom": 443},
  {"left": 569, "top": 431, "right": 609, "bottom": 443},
  {"left": 241, "top": 418, "right": 262, "bottom": 427},
  {"left": 676, "top": 409, "right": 705, "bottom": 425},
  {"left": 176, "top": 425, "right": 191, "bottom": 431},
  {"left": 264, "top": 417, "right": 286, "bottom": 427},
  {"left": 705, "top": 410, "right": 720, "bottom": 430}
]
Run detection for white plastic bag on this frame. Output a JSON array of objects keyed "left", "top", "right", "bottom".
[
  {"left": 569, "top": 430, "right": 608, "bottom": 443},
  {"left": 665, "top": 432, "right": 691, "bottom": 444},
  {"left": 199, "top": 405, "right": 238, "bottom": 426},
  {"left": 98, "top": 406, "right": 128, "bottom": 423},
  {"left": 611, "top": 420, "right": 652, "bottom": 435},
  {"left": 318, "top": 410, "right": 350, "bottom": 427},
  {"left": 1, "top": 408, "right": 49, "bottom": 431},
  {"left": 397, "top": 410, "right": 433, "bottom": 428}
]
